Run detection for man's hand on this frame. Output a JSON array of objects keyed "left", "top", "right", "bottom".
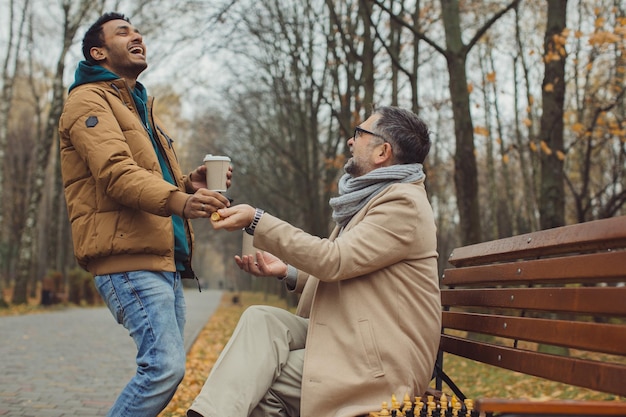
[
  {"left": 183, "top": 189, "right": 231, "bottom": 219},
  {"left": 235, "top": 251, "right": 288, "bottom": 278},
  {"left": 209, "top": 204, "right": 256, "bottom": 231},
  {"left": 189, "top": 165, "right": 233, "bottom": 191}
]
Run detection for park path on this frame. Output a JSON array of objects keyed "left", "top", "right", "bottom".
[{"left": 0, "top": 289, "right": 222, "bottom": 417}]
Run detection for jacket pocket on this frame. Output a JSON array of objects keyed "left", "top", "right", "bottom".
[{"left": 357, "top": 318, "right": 385, "bottom": 378}]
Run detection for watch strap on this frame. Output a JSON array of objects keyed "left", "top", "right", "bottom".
[{"left": 245, "top": 208, "right": 265, "bottom": 235}]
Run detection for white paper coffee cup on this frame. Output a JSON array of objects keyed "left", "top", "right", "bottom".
[{"left": 203, "top": 154, "right": 231, "bottom": 192}]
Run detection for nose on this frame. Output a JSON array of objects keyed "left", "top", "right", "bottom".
[
  {"left": 131, "top": 29, "right": 143, "bottom": 42},
  {"left": 347, "top": 137, "right": 355, "bottom": 146}
]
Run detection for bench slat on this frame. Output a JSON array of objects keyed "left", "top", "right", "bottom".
[
  {"left": 440, "top": 335, "right": 626, "bottom": 397},
  {"left": 447, "top": 216, "right": 626, "bottom": 267},
  {"left": 442, "top": 250, "right": 626, "bottom": 287},
  {"left": 474, "top": 398, "right": 626, "bottom": 415},
  {"left": 442, "top": 311, "right": 626, "bottom": 356},
  {"left": 441, "top": 287, "right": 626, "bottom": 316}
]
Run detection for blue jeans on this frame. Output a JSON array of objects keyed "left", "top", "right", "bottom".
[{"left": 95, "top": 270, "right": 186, "bottom": 417}]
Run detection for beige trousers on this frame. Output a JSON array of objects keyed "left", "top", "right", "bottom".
[{"left": 188, "top": 305, "right": 309, "bottom": 417}]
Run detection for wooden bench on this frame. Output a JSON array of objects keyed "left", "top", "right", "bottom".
[{"left": 434, "top": 215, "right": 626, "bottom": 416}]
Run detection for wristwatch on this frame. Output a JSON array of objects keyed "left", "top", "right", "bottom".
[{"left": 245, "top": 208, "right": 265, "bottom": 235}]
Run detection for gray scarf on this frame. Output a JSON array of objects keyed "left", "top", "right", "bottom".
[{"left": 329, "top": 163, "right": 425, "bottom": 227}]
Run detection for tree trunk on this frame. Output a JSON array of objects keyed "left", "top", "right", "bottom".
[
  {"left": 489, "top": 53, "right": 514, "bottom": 238},
  {"left": 441, "top": 0, "right": 481, "bottom": 245},
  {"left": 410, "top": 0, "right": 421, "bottom": 114},
  {"left": 359, "top": 0, "right": 376, "bottom": 112},
  {"left": 513, "top": 4, "right": 540, "bottom": 233},
  {"left": 538, "top": 0, "right": 567, "bottom": 229},
  {"left": 479, "top": 45, "right": 498, "bottom": 240}
]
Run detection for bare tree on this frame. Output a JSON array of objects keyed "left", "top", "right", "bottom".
[
  {"left": 538, "top": 0, "right": 567, "bottom": 229},
  {"left": 565, "top": 0, "right": 626, "bottom": 221},
  {"left": 374, "top": 0, "right": 520, "bottom": 245},
  {"left": 324, "top": 0, "right": 380, "bottom": 140},
  {"left": 512, "top": 2, "right": 542, "bottom": 233},
  {"left": 0, "top": 0, "right": 31, "bottom": 306},
  {"left": 233, "top": 0, "right": 336, "bottom": 235},
  {"left": 180, "top": 0, "right": 342, "bottom": 298},
  {"left": 476, "top": 40, "right": 501, "bottom": 241},
  {"left": 365, "top": 0, "right": 437, "bottom": 114},
  {"left": 12, "top": 0, "right": 94, "bottom": 304}
]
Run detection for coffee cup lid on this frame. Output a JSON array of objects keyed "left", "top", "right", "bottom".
[{"left": 203, "top": 154, "right": 231, "bottom": 162}]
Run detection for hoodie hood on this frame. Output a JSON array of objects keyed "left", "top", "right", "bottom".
[{"left": 69, "top": 61, "right": 120, "bottom": 92}]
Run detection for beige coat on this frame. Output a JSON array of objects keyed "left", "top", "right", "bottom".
[{"left": 253, "top": 180, "right": 441, "bottom": 417}]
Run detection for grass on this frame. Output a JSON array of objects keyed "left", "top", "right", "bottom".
[{"left": 431, "top": 354, "right": 625, "bottom": 402}]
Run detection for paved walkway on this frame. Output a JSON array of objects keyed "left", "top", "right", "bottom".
[{"left": 0, "top": 289, "right": 223, "bottom": 417}]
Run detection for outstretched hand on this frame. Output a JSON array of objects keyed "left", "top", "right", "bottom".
[
  {"left": 211, "top": 204, "right": 288, "bottom": 277},
  {"left": 235, "top": 251, "right": 288, "bottom": 278}
]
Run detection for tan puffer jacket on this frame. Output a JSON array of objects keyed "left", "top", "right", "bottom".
[{"left": 58, "top": 79, "right": 195, "bottom": 276}]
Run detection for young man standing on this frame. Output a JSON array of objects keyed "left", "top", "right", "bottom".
[{"left": 58, "top": 12, "right": 230, "bottom": 417}]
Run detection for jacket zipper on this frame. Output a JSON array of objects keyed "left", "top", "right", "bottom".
[
  {"left": 111, "top": 82, "right": 199, "bottom": 289},
  {"left": 147, "top": 98, "right": 199, "bottom": 289}
]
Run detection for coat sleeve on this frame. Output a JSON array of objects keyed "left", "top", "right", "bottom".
[{"left": 253, "top": 183, "right": 436, "bottom": 282}]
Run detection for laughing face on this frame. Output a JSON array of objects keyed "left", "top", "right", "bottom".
[{"left": 92, "top": 19, "right": 147, "bottom": 81}]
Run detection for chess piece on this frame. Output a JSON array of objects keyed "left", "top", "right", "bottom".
[
  {"left": 427, "top": 399, "right": 436, "bottom": 417},
  {"left": 418, "top": 401, "right": 428, "bottom": 417},
  {"left": 379, "top": 401, "right": 391, "bottom": 416},
  {"left": 402, "top": 393, "right": 413, "bottom": 417},
  {"left": 391, "top": 393, "right": 402, "bottom": 415},
  {"left": 440, "top": 393, "right": 449, "bottom": 417}
]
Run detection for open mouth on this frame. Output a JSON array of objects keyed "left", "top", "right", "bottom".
[{"left": 129, "top": 45, "right": 144, "bottom": 56}]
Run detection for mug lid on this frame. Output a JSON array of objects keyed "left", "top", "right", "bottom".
[{"left": 203, "top": 154, "right": 231, "bottom": 162}]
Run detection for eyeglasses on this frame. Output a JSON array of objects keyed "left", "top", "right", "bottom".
[{"left": 354, "top": 126, "right": 387, "bottom": 142}]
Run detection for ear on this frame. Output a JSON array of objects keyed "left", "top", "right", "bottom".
[
  {"left": 374, "top": 142, "right": 393, "bottom": 165},
  {"left": 90, "top": 46, "right": 106, "bottom": 62}
]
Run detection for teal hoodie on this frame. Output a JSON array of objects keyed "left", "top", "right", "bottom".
[{"left": 70, "top": 61, "right": 190, "bottom": 271}]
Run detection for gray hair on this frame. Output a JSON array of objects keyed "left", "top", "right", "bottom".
[{"left": 373, "top": 106, "right": 431, "bottom": 164}]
